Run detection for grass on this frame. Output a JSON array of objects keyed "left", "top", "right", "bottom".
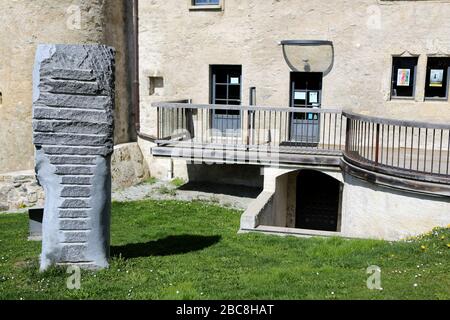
[
  {"left": 0, "top": 200, "right": 449, "bottom": 300},
  {"left": 170, "top": 178, "right": 186, "bottom": 188}
]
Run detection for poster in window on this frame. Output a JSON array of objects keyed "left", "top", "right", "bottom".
[
  {"left": 294, "top": 91, "right": 306, "bottom": 100},
  {"left": 397, "top": 69, "right": 411, "bottom": 86},
  {"left": 309, "top": 92, "right": 319, "bottom": 104},
  {"left": 230, "top": 77, "right": 240, "bottom": 85},
  {"left": 429, "top": 69, "right": 444, "bottom": 87}
]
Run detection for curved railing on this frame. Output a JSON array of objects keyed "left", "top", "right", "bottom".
[
  {"left": 151, "top": 101, "right": 450, "bottom": 186},
  {"left": 343, "top": 111, "right": 450, "bottom": 184}
]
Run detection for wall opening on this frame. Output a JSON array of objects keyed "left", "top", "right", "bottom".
[
  {"left": 149, "top": 76, "right": 164, "bottom": 96},
  {"left": 295, "top": 170, "right": 341, "bottom": 232}
]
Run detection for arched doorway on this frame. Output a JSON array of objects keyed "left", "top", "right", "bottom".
[{"left": 296, "top": 170, "right": 342, "bottom": 231}]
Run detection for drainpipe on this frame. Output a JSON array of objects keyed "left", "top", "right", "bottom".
[
  {"left": 167, "top": 159, "right": 174, "bottom": 180},
  {"left": 131, "top": 0, "right": 159, "bottom": 143},
  {"left": 132, "top": 0, "right": 141, "bottom": 137}
]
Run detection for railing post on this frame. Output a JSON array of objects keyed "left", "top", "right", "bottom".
[
  {"left": 375, "top": 123, "right": 380, "bottom": 165},
  {"left": 186, "top": 108, "right": 193, "bottom": 139},
  {"left": 248, "top": 87, "right": 256, "bottom": 146},
  {"left": 156, "top": 106, "right": 160, "bottom": 140},
  {"left": 345, "top": 117, "right": 351, "bottom": 153}
]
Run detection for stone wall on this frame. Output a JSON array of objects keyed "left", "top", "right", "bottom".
[
  {"left": 241, "top": 166, "right": 450, "bottom": 240},
  {"left": 0, "top": 171, "right": 45, "bottom": 212},
  {"left": 0, "top": 0, "right": 133, "bottom": 174},
  {"left": 111, "top": 143, "right": 150, "bottom": 189},
  {"left": 138, "top": 0, "right": 450, "bottom": 186},
  {"left": 0, "top": 142, "right": 149, "bottom": 212}
]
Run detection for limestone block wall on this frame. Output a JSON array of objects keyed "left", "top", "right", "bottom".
[
  {"left": 0, "top": 171, "right": 45, "bottom": 212},
  {"left": 0, "top": 0, "right": 133, "bottom": 174},
  {"left": 111, "top": 142, "right": 150, "bottom": 189},
  {"left": 0, "top": 142, "right": 150, "bottom": 212}
]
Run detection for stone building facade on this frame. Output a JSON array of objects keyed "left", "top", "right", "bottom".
[
  {"left": 138, "top": 0, "right": 450, "bottom": 240},
  {"left": 1, "top": 0, "right": 449, "bottom": 240},
  {"left": 0, "top": 0, "right": 134, "bottom": 174},
  {"left": 138, "top": 0, "right": 450, "bottom": 177},
  {"left": 138, "top": 0, "right": 450, "bottom": 133}
]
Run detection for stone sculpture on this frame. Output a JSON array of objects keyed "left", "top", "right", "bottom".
[{"left": 32, "top": 44, "right": 115, "bottom": 270}]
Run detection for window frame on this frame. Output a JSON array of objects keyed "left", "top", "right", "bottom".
[
  {"left": 189, "top": 0, "right": 223, "bottom": 11},
  {"left": 210, "top": 65, "right": 242, "bottom": 107},
  {"left": 424, "top": 56, "right": 450, "bottom": 102},
  {"left": 209, "top": 65, "right": 243, "bottom": 136},
  {"left": 390, "top": 55, "right": 419, "bottom": 100}
]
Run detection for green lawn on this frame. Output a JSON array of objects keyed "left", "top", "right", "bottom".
[{"left": 0, "top": 200, "right": 449, "bottom": 300}]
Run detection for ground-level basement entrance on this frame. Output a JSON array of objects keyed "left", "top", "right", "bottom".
[{"left": 296, "top": 170, "right": 341, "bottom": 232}]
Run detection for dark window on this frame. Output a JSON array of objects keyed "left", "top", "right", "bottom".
[
  {"left": 290, "top": 72, "right": 322, "bottom": 120},
  {"left": 391, "top": 57, "right": 418, "bottom": 98},
  {"left": 193, "top": 0, "right": 220, "bottom": 5},
  {"left": 425, "top": 57, "right": 450, "bottom": 100},
  {"left": 210, "top": 65, "right": 242, "bottom": 114}
]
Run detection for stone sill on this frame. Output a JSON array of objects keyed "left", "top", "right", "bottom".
[
  {"left": 241, "top": 225, "right": 342, "bottom": 238},
  {"left": 424, "top": 98, "right": 449, "bottom": 102},
  {"left": 389, "top": 97, "right": 416, "bottom": 102},
  {"left": 189, "top": 5, "right": 223, "bottom": 11}
]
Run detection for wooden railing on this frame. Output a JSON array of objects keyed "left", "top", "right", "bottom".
[
  {"left": 152, "top": 102, "right": 450, "bottom": 184},
  {"left": 344, "top": 111, "right": 450, "bottom": 184},
  {"left": 154, "top": 102, "right": 346, "bottom": 155}
]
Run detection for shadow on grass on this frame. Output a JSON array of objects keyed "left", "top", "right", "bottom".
[{"left": 111, "top": 234, "right": 222, "bottom": 260}]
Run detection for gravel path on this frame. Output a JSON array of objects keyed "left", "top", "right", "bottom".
[
  {"left": 112, "top": 180, "right": 261, "bottom": 210},
  {"left": 1, "top": 180, "right": 261, "bottom": 214}
]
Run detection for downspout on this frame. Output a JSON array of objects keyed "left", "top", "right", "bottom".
[
  {"left": 132, "top": 0, "right": 151, "bottom": 141},
  {"left": 132, "top": 0, "right": 142, "bottom": 138},
  {"left": 131, "top": 0, "right": 171, "bottom": 179},
  {"left": 132, "top": 0, "right": 158, "bottom": 142}
]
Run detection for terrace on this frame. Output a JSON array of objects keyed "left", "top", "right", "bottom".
[{"left": 150, "top": 101, "right": 450, "bottom": 195}]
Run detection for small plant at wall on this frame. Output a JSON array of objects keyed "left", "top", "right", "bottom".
[
  {"left": 157, "top": 186, "right": 177, "bottom": 196},
  {"left": 171, "top": 178, "right": 186, "bottom": 188},
  {"left": 143, "top": 177, "right": 157, "bottom": 185},
  {"left": 18, "top": 203, "right": 28, "bottom": 209}
]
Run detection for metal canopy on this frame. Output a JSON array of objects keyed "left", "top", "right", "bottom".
[{"left": 281, "top": 40, "right": 334, "bottom": 75}]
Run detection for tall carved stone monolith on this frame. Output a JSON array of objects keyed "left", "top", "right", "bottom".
[{"left": 32, "top": 44, "right": 115, "bottom": 271}]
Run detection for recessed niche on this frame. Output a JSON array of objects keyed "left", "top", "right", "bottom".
[{"left": 149, "top": 77, "right": 164, "bottom": 96}]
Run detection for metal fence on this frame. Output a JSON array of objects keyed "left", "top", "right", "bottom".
[
  {"left": 154, "top": 102, "right": 346, "bottom": 155},
  {"left": 344, "top": 111, "right": 450, "bottom": 183}
]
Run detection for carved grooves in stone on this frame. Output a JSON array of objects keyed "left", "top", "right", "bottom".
[{"left": 33, "top": 45, "right": 115, "bottom": 269}]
